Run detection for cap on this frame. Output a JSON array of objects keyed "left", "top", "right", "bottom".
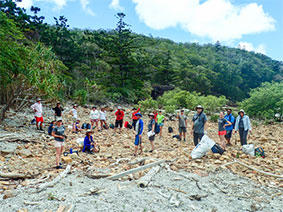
[
  {"left": 149, "top": 113, "right": 154, "bottom": 117},
  {"left": 36, "top": 98, "right": 41, "bottom": 101},
  {"left": 196, "top": 105, "right": 204, "bottom": 110},
  {"left": 118, "top": 106, "right": 121, "bottom": 110}
]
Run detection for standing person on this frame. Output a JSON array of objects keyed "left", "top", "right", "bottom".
[
  {"left": 153, "top": 110, "right": 158, "bottom": 122},
  {"left": 52, "top": 120, "right": 66, "bottom": 169},
  {"left": 90, "top": 106, "right": 100, "bottom": 130},
  {"left": 147, "top": 113, "right": 156, "bottom": 153},
  {"left": 31, "top": 98, "right": 44, "bottom": 131},
  {"left": 132, "top": 105, "right": 140, "bottom": 129},
  {"left": 157, "top": 111, "right": 165, "bottom": 137},
  {"left": 177, "top": 109, "right": 187, "bottom": 142},
  {"left": 191, "top": 105, "right": 207, "bottom": 146},
  {"left": 48, "top": 121, "right": 56, "bottom": 136},
  {"left": 224, "top": 108, "right": 235, "bottom": 146},
  {"left": 218, "top": 112, "right": 232, "bottom": 150},
  {"left": 53, "top": 102, "right": 64, "bottom": 120},
  {"left": 100, "top": 108, "right": 108, "bottom": 130},
  {"left": 133, "top": 113, "right": 143, "bottom": 156},
  {"left": 235, "top": 109, "right": 252, "bottom": 145},
  {"left": 114, "top": 106, "right": 124, "bottom": 134},
  {"left": 82, "top": 130, "right": 99, "bottom": 153},
  {"left": 70, "top": 104, "right": 78, "bottom": 133}
]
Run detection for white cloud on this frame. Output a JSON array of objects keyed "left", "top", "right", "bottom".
[
  {"left": 109, "top": 0, "right": 124, "bottom": 11},
  {"left": 80, "top": 0, "right": 95, "bottom": 16},
  {"left": 238, "top": 42, "right": 266, "bottom": 54},
  {"left": 17, "top": 0, "right": 33, "bottom": 9},
  {"left": 132, "top": 0, "right": 276, "bottom": 41}
]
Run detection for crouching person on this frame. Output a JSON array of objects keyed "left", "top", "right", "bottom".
[
  {"left": 82, "top": 130, "right": 99, "bottom": 153},
  {"left": 52, "top": 120, "right": 66, "bottom": 169},
  {"left": 133, "top": 113, "right": 143, "bottom": 157}
]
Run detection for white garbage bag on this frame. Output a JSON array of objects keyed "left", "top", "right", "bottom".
[
  {"left": 191, "top": 135, "right": 216, "bottom": 159},
  {"left": 242, "top": 144, "right": 255, "bottom": 156},
  {"left": 76, "top": 138, "right": 84, "bottom": 146}
]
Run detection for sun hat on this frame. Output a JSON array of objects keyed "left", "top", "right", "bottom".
[
  {"left": 36, "top": 98, "right": 41, "bottom": 101},
  {"left": 86, "top": 129, "right": 93, "bottom": 135},
  {"left": 238, "top": 109, "right": 245, "bottom": 114},
  {"left": 149, "top": 113, "right": 154, "bottom": 117},
  {"left": 196, "top": 105, "right": 204, "bottom": 110}
]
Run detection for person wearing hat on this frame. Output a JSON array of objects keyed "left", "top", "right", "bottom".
[
  {"left": 235, "top": 109, "right": 251, "bottom": 145},
  {"left": 133, "top": 113, "right": 144, "bottom": 156},
  {"left": 82, "top": 130, "right": 99, "bottom": 153},
  {"left": 114, "top": 106, "right": 124, "bottom": 134},
  {"left": 31, "top": 98, "right": 44, "bottom": 131},
  {"left": 70, "top": 104, "right": 78, "bottom": 133},
  {"left": 224, "top": 108, "right": 235, "bottom": 146},
  {"left": 147, "top": 113, "right": 156, "bottom": 152},
  {"left": 52, "top": 119, "right": 66, "bottom": 169},
  {"left": 132, "top": 105, "right": 141, "bottom": 129},
  {"left": 191, "top": 105, "right": 207, "bottom": 146},
  {"left": 177, "top": 109, "right": 187, "bottom": 142},
  {"left": 53, "top": 102, "right": 64, "bottom": 121}
]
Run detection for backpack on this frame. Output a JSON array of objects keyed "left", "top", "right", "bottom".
[
  {"left": 255, "top": 147, "right": 265, "bottom": 158},
  {"left": 227, "top": 114, "right": 236, "bottom": 129},
  {"left": 211, "top": 144, "right": 224, "bottom": 155},
  {"left": 168, "top": 127, "right": 173, "bottom": 133},
  {"left": 109, "top": 123, "right": 115, "bottom": 129},
  {"left": 86, "top": 123, "right": 91, "bottom": 129},
  {"left": 154, "top": 122, "right": 160, "bottom": 134},
  {"left": 82, "top": 123, "right": 87, "bottom": 129}
]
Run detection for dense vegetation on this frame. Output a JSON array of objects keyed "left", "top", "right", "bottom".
[{"left": 0, "top": 0, "right": 282, "bottom": 120}]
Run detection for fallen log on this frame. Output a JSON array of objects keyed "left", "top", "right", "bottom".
[
  {"left": 0, "top": 172, "right": 31, "bottom": 179},
  {"left": 37, "top": 165, "right": 71, "bottom": 192},
  {"left": 107, "top": 160, "right": 166, "bottom": 180},
  {"left": 137, "top": 165, "right": 160, "bottom": 188},
  {"left": 85, "top": 173, "right": 111, "bottom": 179}
]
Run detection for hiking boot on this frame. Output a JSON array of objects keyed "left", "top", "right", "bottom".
[
  {"left": 56, "top": 165, "right": 63, "bottom": 169},
  {"left": 149, "top": 150, "right": 154, "bottom": 153},
  {"left": 39, "top": 128, "right": 44, "bottom": 131}
]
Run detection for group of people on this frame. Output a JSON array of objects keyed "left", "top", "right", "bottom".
[{"left": 31, "top": 99, "right": 251, "bottom": 168}]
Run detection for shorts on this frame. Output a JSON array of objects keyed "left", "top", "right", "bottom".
[
  {"left": 225, "top": 130, "right": 232, "bottom": 139},
  {"left": 134, "top": 135, "right": 142, "bottom": 146},
  {"left": 179, "top": 127, "right": 187, "bottom": 133},
  {"left": 218, "top": 131, "right": 227, "bottom": 136},
  {"left": 149, "top": 135, "right": 155, "bottom": 141},
  {"left": 54, "top": 141, "right": 65, "bottom": 148},
  {"left": 115, "top": 120, "right": 123, "bottom": 128},
  {"left": 91, "top": 119, "right": 99, "bottom": 123},
  {"left": 35, "top": 116, "right": 43, "bottom": 123},
  {"left": 158, "top": 123, "right": 164, "bottom": 127}
]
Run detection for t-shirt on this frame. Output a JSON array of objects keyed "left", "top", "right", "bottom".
[
  {"left": 53, "top": 126, "right": 65, "bottom": 142},
  {"left": 31, "top": 102, "right": 43, "bottom": 117},
  {"left": 178, "top": 114, "right": 187, "bottom": 128},
  {"left": 132, "top": 108, "right": 140, "bottom": 120},
  {"left": 239, "top": 117, "right": 244, "bottom": 129},
  {"left": 218, "top": 118, "right": 227, "bottom": 131},
  {"left": 115, "top": 110, "right": 124, "bottom": 120},
  {"left": 148, "top": 119, "right": 155, "bottom": 132},
  {"left": 72, "top": 108, "right": 77, "bottom": 119},
  {"left": 53, "top": 106, "right": 63, "bottom": 117},
  {"left": 90, "top": 110, "right": 100, "bottom": 120},
  {"left": 157, "top": 114, "right": 165, "bottom": 124},
  {"left": 135, "top": 119, "right": 144, "bottom": 135},
  {"left": 100, "top": 111, "right": 106, "bottom": 120},
  {"left": 224, "top": 114, "right": 235, "bottom": 131},
  {"left": 192, "top": 112, "right": 207, "bottom": 133}
]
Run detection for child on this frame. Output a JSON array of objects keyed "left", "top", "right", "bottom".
[
  {"left": 82, "top": 130, "right": 99, "bottom": 153},
  {"left": 218, "top": 112, "right": 232, "bottom": 150},
  {"left": 74, "top": 119, "right": 82, "bottom": 133}
]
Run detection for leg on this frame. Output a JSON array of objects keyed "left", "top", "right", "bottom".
[
  {"left": 183, "top": 132, "right": 186, "bottom": 141},
  {"left": 36, "top": 121, "right": 39, "bottom": 129},
  {"left": 239, "top": 128, "right": 244, "bottom": 145},
  {"left": 179, "top": 128, "right": 182, "bottom": 141},
  {"left": 242, "top": 130, "right": 248, "bottom": 145},
  {"left": 60, "top": 146, "right": 64, "bottom": 163},
  {"left": 220, "top": 135, "right": 226, "bottom": 150},
  {"left": 55, "top": 147, "right": 61, "bottom": 166},
  {"left": 103, "top": 120, "right": 108, "bottom": 129},
  {"left": 193, "top": 132, "right": 199, "bottom": 146},
  {"left": 100, "top": 120, "right": 103, "bottom": 130},
  {"left": 150, "top": 141, "right": 155, "bottom": 151},
  {"left": 160, "top": 125, "right": 163, "bottom": 137},
  {"left": 91, "top": 120, "right": 94, "bottom": 129}
]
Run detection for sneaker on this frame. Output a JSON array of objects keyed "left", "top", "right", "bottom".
[
  {"left": 56, "top": 165, "right": 63, "bottom": 169},
  {"left": 149, "top": 150, "right": 154, "bottom": 153},
  {"left": 39, "top": 128, "right": 44, "bottom": 131},
  {"left": 183, "top": 139, "right": 186, "bottom": 142}
]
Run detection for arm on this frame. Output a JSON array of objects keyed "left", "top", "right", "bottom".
[
  {"left": 225, "top": 119, "right": 232, "bottom": 126},
  {"left": 234, "top": 116, "right": 239, "bottom": 131},
  {"left": 51, "top": 129, "right": 64, "bottom": 139},
  {"left": 136, "top": 108, "right": 140, "bottom": 113},
  {"left": 139, "top": 120, "right": 143, "bottom": 136},
  {"left": 151, "top": 121, "right": 155, "bottom": 133}
]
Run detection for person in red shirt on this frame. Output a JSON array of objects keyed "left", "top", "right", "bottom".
[
  {"left": 153, "top": 110, "right": 158, "bottom": 122},
  {"left": 114, "top": 106, "right": 124, "bottom": 134},
  {"left": 132, "top": 105, "right": 141, "bottom": 129}
]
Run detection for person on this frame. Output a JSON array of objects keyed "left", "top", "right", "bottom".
[
  {"left": 191, "top": 105, "right": 207, "bottom": 146},
  {"left": 157, "top": 111, "right": 165, "bottom": 137},
  {"left": 218, "top": 112, "right": 232, "bottom": 150},
  {"left": 133, "top": 113, "right": 143, "bottom": 156},
  {"left": 48, "top": 121, "right": 56, "bottom": 136},
  {"left": 82, "top": 130, "right": 99, "bottom": 153},
  {"left": 177, "top": 109, "right": 187, "bottom": 142},
  {"left": 31, "top": 98, "right": 44, "bottom": 131},
  {"left": 70, "top": 104, "right": 78, "bottom": 133},
  {"left": 224, "top": 108, "right": 235, "bottom": 146},
  {"left": 147, "top": 113, "right": 156, "bottom": 152},
  {"left": 90, "top": 106, "right": 100, "bottom": 130},
  {"left": 132, "top": 105, "right": 141, "bottom": 129},
  {"left": 114, "top": 106, "right": 124, "bottom": 134},
  {"left": 100, "top": 108, "right": 108, "bottom": 130},
  {"left": 153, "top": 110, "right": 158, "bottom": 122},
  {"left": 52, "top": 120, "right": 66, "bottom": 169},
  {"left": 74, "top": 119, "right": 82, "bottom": 133},
  {"left": 53, "top": 102, "right": 64, "bottom": 120},
  {"left": 235, "top": 109, "right": 252, "bottom": 145}
]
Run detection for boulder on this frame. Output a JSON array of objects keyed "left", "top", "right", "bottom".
[{"left": 3, "top": 190, "right": 15, "bottom": 199}]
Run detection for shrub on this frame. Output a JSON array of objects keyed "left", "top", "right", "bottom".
[
  {"left": 138, "top": 97, "right": 158, "bottom": 111},
  {"left": 199, "top": 95, "right": 227, "bottom": 115},
  {"left": 210, "top": 114, "right": 219, "bottom": 123},
  {"left": 73, "top": 89, "right": 88, "bottom": 105},
  {"left": 164, "top": 105, "right": 176, "bottom": 114}
]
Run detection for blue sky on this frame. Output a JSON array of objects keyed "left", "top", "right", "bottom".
[{"left": 17, "top": 0, "right": 283, "bottom": 61}]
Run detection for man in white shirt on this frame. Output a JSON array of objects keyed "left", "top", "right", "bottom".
[
  {"left": 90, "top": 106, "right": 100, "bottom": 130},
  {"left": 31, "top": 98, "right": 44, "bottom": 131}
]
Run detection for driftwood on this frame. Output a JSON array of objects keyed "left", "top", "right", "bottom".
[
  {"left": 128, "top": 157, "right": 151, "bottom": 166},
  {"left": 137, "top": 165, "right": 160, "bottom": 188},
  {"left": 223, "top": 160, "right": 283, "bottom": 179},
  {"left": 78, "top": 188, "right": 106, "bottom": 197},
  {"left": 0, "top": 133, "right": 39, "bottom": 143},
  {"left": 56, "top": 205, "right": 73, "bottom": 212},
  {"left": 37, "top": 165, "right": 71, "bottom": 192},
  {"left": 110, "top": 158, "right": 131, "bottom": 167},
  {"left": 85, "top": 173, "right": 111, "bottom": 179},
  {"left": 107, "top": 160, "right": 166, "bottom": 180},
  {"left": 0, "top": 172, "right": 31, "bottom": 179}
]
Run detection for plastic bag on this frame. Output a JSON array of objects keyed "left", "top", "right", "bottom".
[
  {"left": 191, "top": 135, "right": 216, "bottom": 159},
  {"left": 242, "top": 144, "right": 255, "bottom": 156},
  {"left": 76, "top": 138, "right": 84, "bottom": 147}
]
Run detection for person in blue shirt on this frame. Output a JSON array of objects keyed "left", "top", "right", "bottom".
[
  {"left": 224, "top": 108, "right": 235, "bottom": 146},
  {"left": 48, "top": 121, "right": 56, "bottom": 136},
  {"left": 235, "top": 109, "right": 252, "bottom": 145},
  {"left": 133, "top": 113, "right": 143, "bottom": 157},
  {"left": 82, "top": 130, "right": 99, "bottom": 153}
]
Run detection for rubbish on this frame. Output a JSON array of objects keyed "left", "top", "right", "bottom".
[
  {"left": 242, "top": 144, "right": 255, "bottom": 156},
  {"left": 191, "top": 135, "right": 215, "bottom": 159},
  {"left": 255, "top": 147, "right": 265, "bottom": 158},
  {"left": 211, "top": 144, "right": 224, "bottom": 155},
  {"left": 168, "top": 127, "right": 173, "bottom": 133}
]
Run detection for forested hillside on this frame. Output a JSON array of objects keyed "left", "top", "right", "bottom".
[{"left": 1, "top": 0, "right": 282, "bottom": 109}]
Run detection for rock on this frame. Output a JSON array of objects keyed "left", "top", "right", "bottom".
[
  {"left": 62, "top": 156, "right": 72, "bottom": 163},
  {"left": 3, "top": 190, "right": 15, "bottom": 199},
  {"left": 193, "top": 170, "right": 208, "bottom": 177},
  {"left": 17, "top": 209, "right": 28, "bottom": 212},
  {"left": 214, "top": 160, "right": 222, "bottom": 164},
  {"left": 19, "top": 149, "right": 32, "bottom": 157}
]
